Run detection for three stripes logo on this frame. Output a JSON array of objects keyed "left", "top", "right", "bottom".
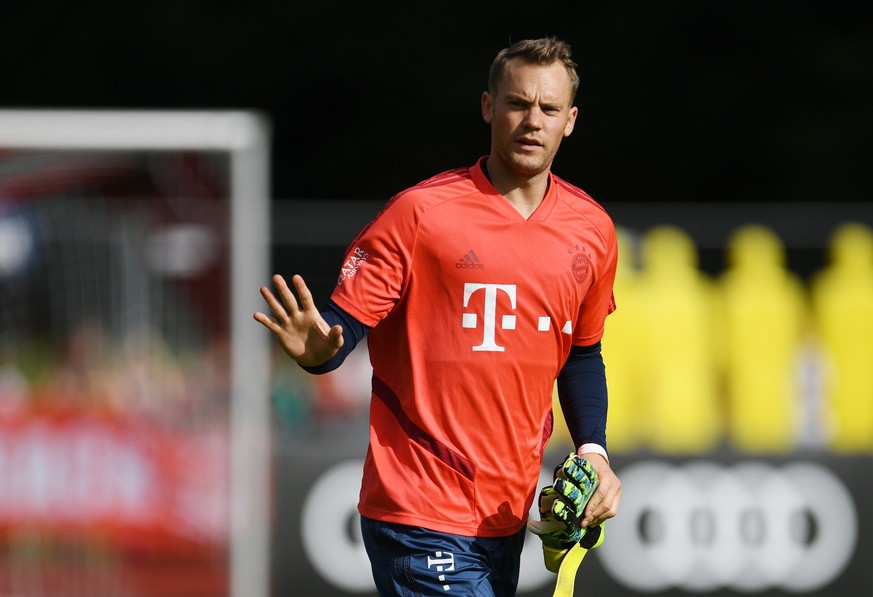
[{"left": 456, "top": 249, "right": 484, "bottom": 270}]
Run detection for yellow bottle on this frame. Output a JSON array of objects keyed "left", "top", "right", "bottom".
[
  {"left": 811, "top": 223, "right": 873, "bottom": 452},
  {"left": 634, "top": 226, "right": 720, "bottom": 453},
  {"left": 718, "top": 225, "right": 807, "bottom": 452}
]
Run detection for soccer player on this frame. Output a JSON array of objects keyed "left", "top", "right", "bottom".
[{"left": 255, "top": 37, "right": 622, "bottom": 596}]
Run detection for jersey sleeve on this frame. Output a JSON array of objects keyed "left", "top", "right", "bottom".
[
  {"left": 573, "top": 216, "right": 619, "bottom": 346},
  {"left": 329, "top": 192, "right": 420, "bottom": 327}
]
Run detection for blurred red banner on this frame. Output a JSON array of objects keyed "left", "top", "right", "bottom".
[{"left": 0, "top": 408, "right": 229, "bottom": 548}]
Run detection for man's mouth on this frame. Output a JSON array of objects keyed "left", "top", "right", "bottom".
[{"left": 516, "top": 137, "right": 542, "bottom": 149}]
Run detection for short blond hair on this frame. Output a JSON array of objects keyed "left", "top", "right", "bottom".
[{"left": 488, "top": 37, "right": 580, "bottom": 102}]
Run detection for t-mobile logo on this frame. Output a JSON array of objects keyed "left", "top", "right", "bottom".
[
  {"left": 427, "top": 551, "right": 455, "bottom": 592},
  {"left": 461, "top": 283, "right": 517, "bottom": 352}
]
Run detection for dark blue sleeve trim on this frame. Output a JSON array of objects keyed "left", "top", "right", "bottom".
[
  {"left": 300, "top": 300, "right": 369, "bottom": 375},
  {"left": 556, "top": 342, "right": 608, "bottom": 451}
]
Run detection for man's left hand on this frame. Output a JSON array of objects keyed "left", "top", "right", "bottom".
[{"left": 576, "top": 451, "right": 621, "bottom": 528}]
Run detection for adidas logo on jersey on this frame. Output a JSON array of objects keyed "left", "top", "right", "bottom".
[{"left": 456, "top": 250, "right": 484, "bottom": 269}]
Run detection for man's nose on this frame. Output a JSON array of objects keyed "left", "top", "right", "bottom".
[{"left": 523, "top": 107, "right": 542, "bottom": 129}]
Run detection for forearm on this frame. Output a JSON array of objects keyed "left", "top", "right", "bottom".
[{"left": 556, "top": 342, "right": 608, "bottom": 457}]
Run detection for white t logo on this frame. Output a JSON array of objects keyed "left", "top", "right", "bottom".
[{"left": 462, "top": 283, "right": 517, "bottom": 352}]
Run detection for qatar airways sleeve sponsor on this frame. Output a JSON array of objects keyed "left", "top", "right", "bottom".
[{"left": 337, "top": 247, "right": 369, "bottom": 285}]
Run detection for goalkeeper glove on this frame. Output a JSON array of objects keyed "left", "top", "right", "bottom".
[{"left": 528, "top": 453, "right": 602, "bottom": 572}]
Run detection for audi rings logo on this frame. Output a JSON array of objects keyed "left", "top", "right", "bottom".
[
  {"left": 598, "top": 460, "right": 858, "bottom": 593},
  {"left": 299, "top": 459, "right": 860, "bottom": 595}
]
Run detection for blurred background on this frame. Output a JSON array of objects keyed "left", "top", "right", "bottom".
[{"left": 1, "top": 1, "right": 872, "bottom": 596}]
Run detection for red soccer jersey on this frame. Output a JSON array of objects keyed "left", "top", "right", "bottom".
[{"left": 331, "top": 157, "right": 618, "bottom": 537}]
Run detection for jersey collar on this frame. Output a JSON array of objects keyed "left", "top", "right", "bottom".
[{"left": 470, "top": 155, "right": 557, "bottom": 222}]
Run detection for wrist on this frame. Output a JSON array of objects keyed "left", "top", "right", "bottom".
[{"left": 578, "top": 443, "right": 608, "bottom": 462}]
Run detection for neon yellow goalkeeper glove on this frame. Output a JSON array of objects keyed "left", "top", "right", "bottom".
[{"left": 527, "top": 453, "right": 600, "bottom": 572}]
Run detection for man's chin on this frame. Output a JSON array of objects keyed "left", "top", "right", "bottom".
[{"left": 508, "top": 155, "right": 550, "bottom": 177}]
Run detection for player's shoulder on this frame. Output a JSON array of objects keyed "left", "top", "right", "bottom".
[
  {"left": 552, "top": 174, "right": 610, "bottom": 218},
  {"left": 413, "top": 166, "right": 474, "bottom": 191},
  {"left": 403, "top": 166, "right": 476, "bottom": 203},
  {"left": 552, "top": 174, "right": 616, "bottom": 244},
  {"left": 381, "top": 165, "right": 477, "bottom": 215}
]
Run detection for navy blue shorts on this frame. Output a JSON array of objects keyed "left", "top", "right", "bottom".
[{"left": 360, "top": 516, "right": 527, "bottom": 597}]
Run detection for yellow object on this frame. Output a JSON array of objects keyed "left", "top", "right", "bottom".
[
  {"left": 552, "top": 526, "right": 605, "bottom": 597},
  {"left": 543, "top": 544, "right": 570, "bottom": 574},
  {"left": 811, "top": 223, "right": 873, "bottom": 452},
  {"left": 718, "top": 225, "right": 807, "bottom": 452},
  {"left": 633, "top": 226, "right": 721, "bottom": 453}
]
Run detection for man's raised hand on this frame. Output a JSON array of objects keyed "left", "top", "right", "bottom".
[{"left": 253, "top": 274, "right": 343, "bottom": 367}]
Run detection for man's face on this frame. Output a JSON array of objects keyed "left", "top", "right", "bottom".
[{"left": 482, "top": 59, "right": 578, "bottom": 178}]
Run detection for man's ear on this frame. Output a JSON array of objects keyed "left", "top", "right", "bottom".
[
  {"left": 564, "top": 106, "right": 579, "bottom": 137},
  {"left": 481, "top": 91, "right": 494, "bottom": 124}
]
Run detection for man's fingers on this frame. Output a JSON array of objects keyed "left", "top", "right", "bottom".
[
  {"left": 255, "top": 275, "right": 312, "bottom": 332},
  {"left": 585, "top": 489, "right": 607, "bottom": 526},
  {"left": 266, "top": 274, "right": 319, "bottom": 323},
  {"left": 583, "top": 485, "right": 621, "bottom": 527},
  {"left": 252, "top": 310, "right": 279, "bottom": 332},
  {"left": 272, "top": 274, "right": 303, "bottom": 317},
  {"left": 327, "top": 324, "right": 345, "bottom": 349},
  {"left": 259, "top": 285, "right": 290, "bottom": 324},
  {"left": 291, "top": 274, "right": 318, "bottom": 312}
]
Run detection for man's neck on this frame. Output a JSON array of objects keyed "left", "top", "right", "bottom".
[{"left": 484, "top": 156, "right": 551, "bottom": 220}]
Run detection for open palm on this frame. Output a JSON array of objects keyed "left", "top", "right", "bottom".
[{"left": 253, "top": 274, "right": 343, "bottom": 367}]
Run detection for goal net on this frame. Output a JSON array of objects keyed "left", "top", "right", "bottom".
[{"left": 0, "top": 110, "right": 271, "bottom": 597}]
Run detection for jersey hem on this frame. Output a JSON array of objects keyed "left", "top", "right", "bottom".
[
  {"left": 576, "top": 329, "right": 605, "bottom": 345},
  {"left": 358, "top": 506, "right": 527, "bottom": 539}
]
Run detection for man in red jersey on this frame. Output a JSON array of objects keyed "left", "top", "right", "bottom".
[{"left": 255, "top": 37, "right": 621, "bottom": 596}]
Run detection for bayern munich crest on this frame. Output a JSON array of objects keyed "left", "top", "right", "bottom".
[{"left": 569, "top": 244, "right": 592, "bottom": 284}]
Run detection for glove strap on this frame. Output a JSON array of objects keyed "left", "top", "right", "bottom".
[
  {"left": 551, "top": 526, "right": 604, "bottom": 597},
  {"left": 552, "top": 542, "right": 591, "bottom": 597}
]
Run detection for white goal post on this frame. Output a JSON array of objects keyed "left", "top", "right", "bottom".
[{"left": 0, "top": 109, "right": 271, "bottom": 597}]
